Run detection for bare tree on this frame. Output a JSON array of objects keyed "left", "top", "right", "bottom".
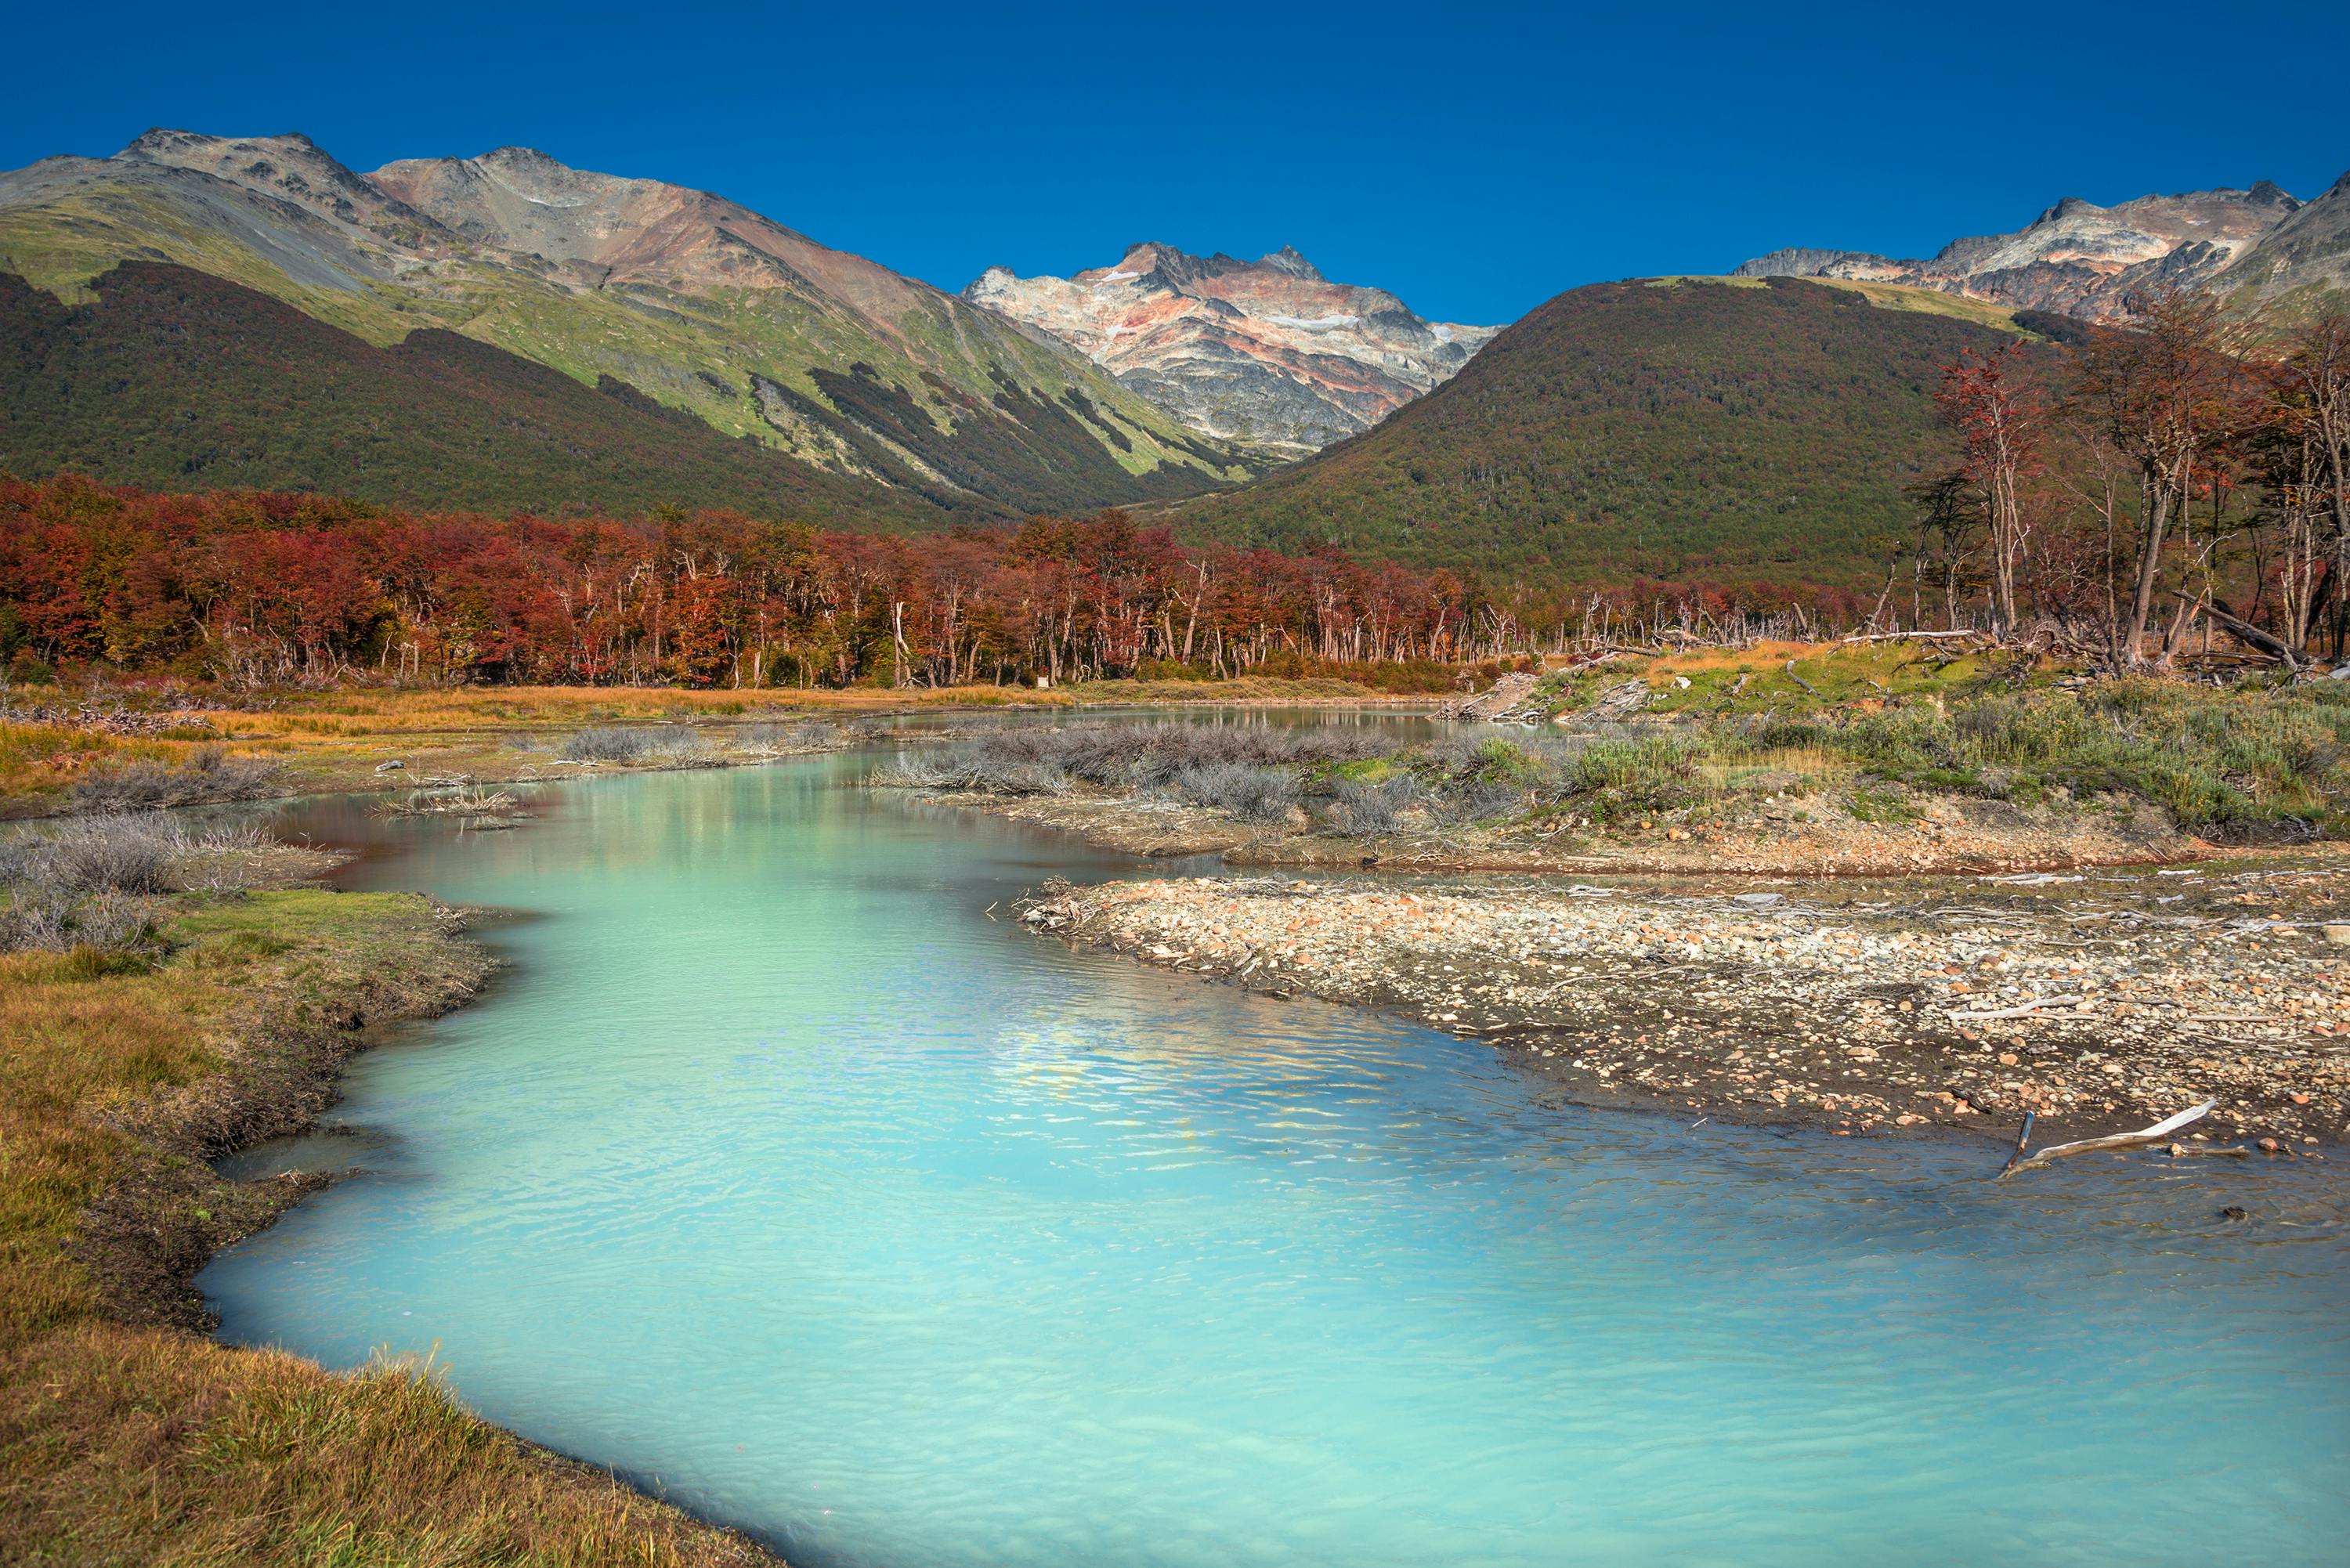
[
  {"left": 2264, "top": 313, "right": 2350, "bottom": 655},
  {"left": 2070, "top": 289, "right": 2258, "bottom": 667},
  {"left": 1936, "top": 342, "right": 2045, "bottom": 633}
]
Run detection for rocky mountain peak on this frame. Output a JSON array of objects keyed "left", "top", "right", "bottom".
[
  {"left": 120, "top": 128, "right": 370, "bottom": 186},
  {"left": 2035, "top": 195, "right": 2099, "bottom": 226},
  {"left": 0, "top": 126, "right": 1259, "bottom": 515},
  {"left": 120, "top": 128, "right": 233, "bottom": 161},
  {"left": 963, "top": 243, "right": 1498, "bottom": 453},
  {"left": 107, "top": 129, "right": 442, "bottom": 246},
  {"left": 1259, "top": 244, "right": 1325, "bottom": 282},
  {"left": 459, "top": 146, "right": 648, "bottom": 208},
  {"left": 1738, "top": 180, "right": 2317, "bottom": 322}
]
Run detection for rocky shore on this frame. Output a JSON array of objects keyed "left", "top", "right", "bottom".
[{"left": 1019, "top": 858, "right": 2350, "bottom": 1154}]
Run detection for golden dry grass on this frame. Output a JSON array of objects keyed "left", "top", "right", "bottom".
[
  {"left": 0, "top": 944, "right": 222, "bottom": 1349},
  {"left": 3, "top": 1327, "right": 771, "bottom": 1566},
  {"left": 2, "top": 675, "right": 1397, "bottom": 812}
]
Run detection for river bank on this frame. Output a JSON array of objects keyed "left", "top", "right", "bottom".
[
  {"left": 877, "top": 674, "right": 2348, "bottom": 877},
  {"left": 1016, "top": 859, "right": 2350, "bottom": 1152},
  {"left": 0, "top": 843, "right": 780, "bottom": 1563}
]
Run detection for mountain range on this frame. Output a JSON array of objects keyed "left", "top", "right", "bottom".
[
  {"left": 964, "top": 244, "right": 1496, "bottom": 453},
  {"left": 1737, "top": 174, "right": 2350, "bottom": 321},
  {"left": 3, "top": 130, "right": 2343, "bottom": 591},
  {"left": 0, "top": 131, "right": 1262, "bottom": 518}
]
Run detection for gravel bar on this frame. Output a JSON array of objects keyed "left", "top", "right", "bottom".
[{"left": 1021, "top": 861, "right": 2350, "bottom": 1155}]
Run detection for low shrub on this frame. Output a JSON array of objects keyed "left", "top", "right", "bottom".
[
  {"left": 1330, "top": 775, "right": 1421, "bottom": 836},
  {"left": 1555, "top": 736, "right": 1703, "bottom": 819},
  {"left": 873, "top": 745, "right": 1071, "bottom": 795},
  {"left": 1426, "top": 778, "right": 1526, "bottom": 826},
  {"left": 0, "top": 886, "right": 157, "bottom": 955},
  {"left": 0, "top": 815, "right": 180, "bottom": 953},
  {"left": 557, "top": 726, "right": 709, "bottom": 764},
  {"left": 736, "top": 721, "right": 838, "bottom": 753},
  {"left": 1174, "top": 763, "right": 1300, "bottom": 821},
  {"left": 67, "top": 747, "right": 285, "bottom": 811},
  {"left": 2, "top": 814, "right": 179, "bottom": 894},
  {"left": 873, "top": 722, "right": 1402, "bottom": 794}
]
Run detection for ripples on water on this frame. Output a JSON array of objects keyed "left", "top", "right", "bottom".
[{"left": 204, "top": 742, "right": 2350, "bottom": 1566}]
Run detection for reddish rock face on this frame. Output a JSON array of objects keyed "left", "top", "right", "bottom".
[
  {"left": 1737, "top": 179, "right": 2348, "bottom": 321},
  {"left": 965, "top": 242, "right": 1499, "bottom": 452}
]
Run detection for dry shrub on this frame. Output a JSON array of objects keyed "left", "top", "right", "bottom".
[
  {"left": 558, "top": 726, "right": 710, "bottom": 764},
  {"left": 875, "top": 722, "right": 1401, "bottom": 795},
  {"left": 1173, "top": 763, "right": 1300, "bottom": 821},
  {"left": 68, "top": 746, "right": 286, "bottom": 812},
  {"left": 1331, "top": 775, "right": 1422, "bottom": 836}
]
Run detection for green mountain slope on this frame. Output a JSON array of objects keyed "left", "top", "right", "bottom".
[
  {"left": 0, "top": 262, "right": 950, "bottom": 523},
  {"left": 0, "top": 132, "right": 1260, "bottom": 515},
  {"left": 1177, "top": 276, "right": 2028, "bottom": 583}
]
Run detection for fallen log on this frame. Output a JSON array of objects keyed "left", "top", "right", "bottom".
[
  {"left": 1783, "top": 659, "right": 1820, "bottom": 696},
  {"left": 1997, "top": 1099, "right": 2219, "bottom": 1179},
  {"left": 2181, "top": 591, "right": 2303, "bottom": 670},
  {"left": 1839, "top": 630, "right": 1988, "bottom": 644}
]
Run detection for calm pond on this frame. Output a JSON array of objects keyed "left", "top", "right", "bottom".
[{"left": 204, "top": 725, "right": 2350, "bottom": 1566}]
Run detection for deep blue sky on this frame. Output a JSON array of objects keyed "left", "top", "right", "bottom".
[{"left": 11, "top": 2, "right": 2345, "bottom": 327}]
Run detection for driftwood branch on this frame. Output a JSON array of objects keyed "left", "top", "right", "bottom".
[
  {"left": 1947, "top": 992, "right": 2085, "bottom": 1021},
  {"left": 1997, "top": 1099, "right": 2220, "bottom": 1178},
  {"left": 1783, "top": 659, "right": 1820, "bottom": 696}
]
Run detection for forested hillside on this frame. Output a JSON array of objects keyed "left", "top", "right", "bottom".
[
  {"left": 1177, "top": 278, "right": 2028, "bottom": 584},
  {"left": 0, "top": 264, "right": 951, "bottom": 526}
]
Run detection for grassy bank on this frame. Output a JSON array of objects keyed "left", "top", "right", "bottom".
[
  {"left": 877, "top": 666, "right": 2350, "bottom": 872},
  {"left": 1531, "top": 654, "right": 2350, "bottom": 842},
  {"left": 0, "top": 836, "right": 775, "bottom": 1563}
]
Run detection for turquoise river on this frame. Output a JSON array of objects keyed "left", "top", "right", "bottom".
[{"left": 203, "top": 732, "right": 2350, "bottom": 1566}]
